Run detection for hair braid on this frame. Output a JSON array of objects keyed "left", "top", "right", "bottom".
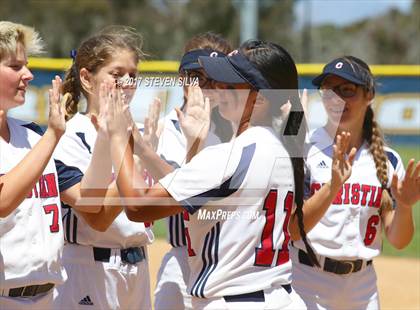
[
  {"left": 363, "top": 106, "right": 393, "bottom": 211},
  {"left": 62, "top": 62, "right": 81, "bottom": 120}
]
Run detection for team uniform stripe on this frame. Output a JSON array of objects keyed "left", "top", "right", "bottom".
[
  {"left": 180, "top": 214, "right": 187, "bottom": 246},
  {"left": 191, "top": 231, "right": 211, "bottom": 297},
  {"left": 199, "top": 222, "right": 220, "bottom": 297},
  {"left": 22, "top": 122, "right": 45, "bottom": 136},
  {"left": 73, "top": 214, "right": 78, "bottom": 244},
  {"left": 169, "top": 215, "right": 175, "bottom": 247},
  {"left": 75, "top": 132, "right": 92, "bottom": 154},
  {"left": 160, "top": 154, "right": 181, "bottom": 169},
  {"left": 181, "top": 143, "right": 256, "bottom": 214},
  {"left": 168, "top": 213, "right": 187, "bottom": 248},
  {"left": 174, "top": 213, "right": 180, "bottom": 247},
  {"left": 385, "top": 151, "right": 399, "bottom": 169},
  {"left": 191, "top": 222, "right": 220, "bottom": 297},
  {"left": 63, "top": 207, "right": 72, "bottom": 242},
  {"left": 171, "top": 119, "right": 182, "bottom": 133}
]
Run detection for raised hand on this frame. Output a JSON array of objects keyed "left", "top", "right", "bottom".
[
  {"left": 176, "top": 85, "right": 210, "bottom": 147},
  {"left": 47, "top": 75, "right": 70, "bottom": 138},
  {"left": 91, "top": 82, "right": 110, "bottom": 137},
  {"left": 391, "top": 159, "right": 420, "bottom": 208},
  {"left": 143, "top": 98, "right": 162, "bottom": 151},
  {"left": 105, "top": 82, "right": 133, "bottom": 139},
  {"left": 330, "top": 131, "right": 357, "bottom": 190}
]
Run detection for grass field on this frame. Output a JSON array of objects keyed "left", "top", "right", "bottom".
[{"left": 152, "top": 144, "right": 420, "bottom": 258}]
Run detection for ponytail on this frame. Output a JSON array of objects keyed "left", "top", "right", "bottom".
[
  {"left": 62, "top": 62, "right": 81, "bottom": 120},
  {"left": 363, "top": 106, "right": 393, "bottom": 211},
  {"left": 282, "top": 92, "right": 320, "bottom": 267}
]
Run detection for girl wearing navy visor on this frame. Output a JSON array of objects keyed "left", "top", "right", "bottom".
[{"left": 103, "top": 39, "right": 359, "bottom": 309}]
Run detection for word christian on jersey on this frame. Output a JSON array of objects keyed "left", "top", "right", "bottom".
[
  {"left": 311, "top": 182, "right": 383, "bottom": 207},
  {"left": 26, "top": 173, "right": 59, "bottom": 199}
]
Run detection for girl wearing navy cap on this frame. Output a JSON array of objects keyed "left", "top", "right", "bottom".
[
  {"left": 136, "top": 32, "right": 233, "bottom": 310},
  {"left": 103, "top": 40, "right": 356, "bottom": 309},
  {"left": 291, "top": 56, "right": 419, "bottom": 309}
]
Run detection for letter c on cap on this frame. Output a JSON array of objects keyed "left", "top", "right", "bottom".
[
  {"left": 210, "top": 52, "right": 218, "bottom": 57},
  {"left": 335, "top": 62, "right": 343, "bottom": 69}
]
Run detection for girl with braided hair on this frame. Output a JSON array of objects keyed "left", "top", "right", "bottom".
[
  {"left": 52, "top": 26, "right": 154, "bottom": 309},
  {"left": 291, "top": 56, "right": 420, "bottom": 309}
]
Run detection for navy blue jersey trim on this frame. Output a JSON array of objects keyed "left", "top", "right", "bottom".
[
  {"left": 73, "top": 214, "right": 78, "bottom": 244},
  {"left": 171, "top": 119, "right": 181, "bottom": 133},
  {"left": 180, "top": 215, "right": 187, "bottom": 246},
  {"left": 63, "top": 206, "right": 72, "bottom": 243},
  {"left": 54, "top": 159, "right": 83, "bottom": 192},
  {"left": 22, "top": 122, "right": 45, "bottom": 136},
  {"left": 199, "top": 222, "right": 220, "bottom": 297},
  {"left": 175, "top": 213, "right": 180, "bottom": 246},
  {"left": 160, "top": 154, "right": 181, "bottom": 169},
  {"left": 76, "top": 132, "right": 92, "bottom": 154},
  {"left": 181, "top": 143, "right": 256, "bottom": 214},
  {"left": 385, "top": 151, "right": 399, "bottom": 170},
  {"left": 169, "top": 215, "right": 175, "bottom": 247},
  {"left": 191, "top": 230, "right": 211, "bottom": 297},
  {"left": 191, "top": 222, "right": 220, "bottom": 298}
]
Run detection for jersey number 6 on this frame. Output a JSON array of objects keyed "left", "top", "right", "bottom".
[{"left": 254, "top": 190, "right": 293, "bottom": 267}]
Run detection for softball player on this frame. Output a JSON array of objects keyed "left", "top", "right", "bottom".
[
  {"left": 52, "top": 27, "right": 153, "bottom": 309},
  {"left": 292, "top": 56, "right": 420, "bottom": 309},
  {"left": 104, "top": 40, "right": 356, "bottom": 309},
  {"left": 0, "top": 21, "right": 106, "bottom": 310},
  {"left": 143, "top": 33, "right": 232, "bottom": 310}
]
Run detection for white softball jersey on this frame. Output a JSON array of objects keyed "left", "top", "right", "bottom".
[
  {"left": 157, "top": 109, "right": 221, "bottom": 248},
  {"left": 53, "top": 113, "right": 154, "bottom": 248},
  {"left": 160, "top": 126, "right": 294, "bottom": 298},
  {"left": 0, "top": 117, "right": 82, "bottom": 289},
  {"left": 295, "top": 127, "right": 405, "bottom": 260}
]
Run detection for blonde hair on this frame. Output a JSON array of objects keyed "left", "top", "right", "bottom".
[{"left": 0, "top": 21, "right": 44, "bottom": 60}]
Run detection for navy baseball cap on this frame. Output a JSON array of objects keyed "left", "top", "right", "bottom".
[
  {"left": 179, "top": 49, "right": 226, "bottom": 72},
  {"left": 198, "top": 51, "right": 271, "bottom": 90},
  {"left": 312, "top": 57, "right": 367, "bottom": 87}
]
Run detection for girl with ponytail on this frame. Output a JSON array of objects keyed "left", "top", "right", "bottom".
[
  {"left": 291, "top": 56, "right": 420, "bottom": 309},
  {"left": 103, "top": 39, "right": 354, "bottom": 309},
  {"left": 52, "top": 26, "right": 154, "bottom": 309}
]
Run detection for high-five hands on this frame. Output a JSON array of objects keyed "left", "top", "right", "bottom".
[
  {"left": 330, "top": 131, "right": 357, "bottom": 190},
  {"left": 176, "top": 85, "right": 210, "bottom": 148},
  {"left": 391, "top": 159, "right": 420, "bottom": 208}
]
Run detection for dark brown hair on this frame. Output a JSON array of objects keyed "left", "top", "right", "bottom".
[{"left": 240, "top": 39, "right": 319, "bottom": 266}]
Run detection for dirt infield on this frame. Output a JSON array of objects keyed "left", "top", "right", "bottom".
[{"left": 148, "top": 240, "right": 420, "bottom": 309}]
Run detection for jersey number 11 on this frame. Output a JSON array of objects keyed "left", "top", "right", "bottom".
[{"left": 254, "top": 190, "right": 293, "bottom": 267}]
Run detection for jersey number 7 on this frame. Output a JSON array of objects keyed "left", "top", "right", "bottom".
[
  {"left": 254, "top": 190, "right": 293, "bottom": 267},
  {"left": 43, "top": 204, "right": 60, "bottom": 233}
]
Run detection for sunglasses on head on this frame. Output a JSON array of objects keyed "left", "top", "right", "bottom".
[{"left": 319, "top": 82, "right": 360, "bottom": 99}]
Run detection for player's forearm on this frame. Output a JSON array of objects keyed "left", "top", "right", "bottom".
[
  {"left": 111, "top": 135, "right": 147, "bottom": 200},
  {"left": 134, "top": 143, "right": 174, "bottom": 180},
  {"left": 77, "top": 185, "right": 123, "bottom": 232},
  {"left": 289, "top": 182, "right": 339, "bottom": 241},
  {"left": 80, "top": 134, "right": 113, "bottom": 200},
  {"left": 385, "top": 205, "right": 415, "bottom": 249},
  {"left": 0, "top": 129, "right": 60, "bottom": 217},
  {"left": 186, "top": 138, "right": 204, "bottom": 163}
]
